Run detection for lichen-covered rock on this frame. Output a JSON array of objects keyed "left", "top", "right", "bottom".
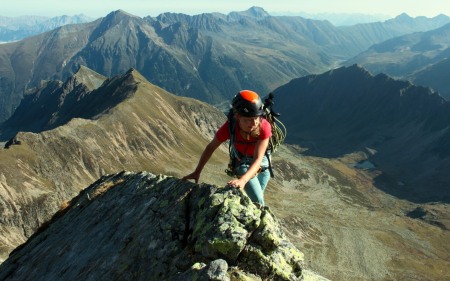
[
  {"left": 0, "top": 171, "right": 317, "bottom": 280},
  {"left": 175, "top": 259, "right": 230, "bottom": 281},
  {"left": 190, "top": 187, "right": 261, "bottom": 261}
]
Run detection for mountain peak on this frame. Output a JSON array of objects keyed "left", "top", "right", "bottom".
[
  {"left": 275, "top": 64, "right": 450, "bottom": 202},
  {"left": 73, "top": 65, "right": 107, "bottom": 91},
  {"left": 0, "top": 171, "right": 326, "bottom": 280},
  {"left": 228, "top": 6, "right": 271, "bottom": 20},
  {"left": 396, "top": 12, "right": 412, "bottom": 18},
  {"left": 107, "top": 9, "right": 137, "bottom": 18},
  {"left": 0, "top": 67, "right": 144, "bottom": 141},
  {"left": 245, "top": 6, "right": 271, "bottom": 18},
  {"left": 393, "top": 13, "right": 415, "bottom": 22},
  {"left": 100, "top": 9, "right": 139, "bottom": 26}
]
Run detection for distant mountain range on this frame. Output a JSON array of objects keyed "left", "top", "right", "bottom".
[
  {"left": 345, "top": 23, "right": 450, "bottom": 99},
  {"left": 0, "top": 14, "right": 93, "bottom": 42},
  {"left": 1, "top": 7, "right": 449, "bottom": 123},
  {"left": 293, "top": 12, "right": 391, "bottom": 26}
]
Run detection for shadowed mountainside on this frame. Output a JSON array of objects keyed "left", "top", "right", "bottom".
[
  {"left": 410, "top": 57, "right": 450, "bottom": 100},
  {"left": 274, "top": 64, "right": 450, "bottom": 203},
  {"left": 0, "top": 171, "right": 327, "bottom": 281},
  {"left": 0, "top": 66, "right": 108, "bottom": 140}
]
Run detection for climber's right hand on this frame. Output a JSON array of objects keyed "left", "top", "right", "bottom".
[{"left": 182, "top": 171, "right": 200, "bottom": 183}]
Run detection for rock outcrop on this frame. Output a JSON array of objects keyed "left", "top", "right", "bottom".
[{"left": 0, "top": 171, "right": 327, "bottom": 281}]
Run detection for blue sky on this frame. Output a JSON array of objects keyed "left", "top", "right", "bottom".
[{"left": 1, "top": 0, "right": 448, "bottom": 18}]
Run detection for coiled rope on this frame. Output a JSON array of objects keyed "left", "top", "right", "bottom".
[{"left": 265, "top": 111, "right": 287, "bottom": 153}]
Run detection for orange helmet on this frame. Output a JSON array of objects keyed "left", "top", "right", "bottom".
[{"left": 232, "top": 90, "right": 264, "bottom": 117}]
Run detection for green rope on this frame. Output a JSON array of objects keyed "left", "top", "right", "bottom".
[{"left": 266, "top": 113, "right": 287, "bottom": 153}]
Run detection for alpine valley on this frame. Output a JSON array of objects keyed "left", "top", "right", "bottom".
[{"left": 0, "top": 6, "right": 449, "bottom": 281}]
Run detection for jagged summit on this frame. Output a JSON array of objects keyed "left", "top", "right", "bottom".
[
  {"left": 72, "top": 65, "right": 107, "bottom": 90},
  {"left": 0, "top": 171, "right": 327, "bottom": 280},
  {"left": 227, "top": 6, "right": 270, "bottom": 22},
  {"left": 0, "top": 66, "right": 189, "bottom": 142},
  {"left": 0, "top": 66, "right": 138, "bottom": 140}
]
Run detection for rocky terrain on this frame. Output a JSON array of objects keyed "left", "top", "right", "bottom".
[
  {"left": 0, "top": 171, "right": 328, "bottom": 281},
  {"left": 0, "top": 68, "right": 229, "bottom": 263},
  {"left": 0, "top": 67, "right": 449, "bottom": 281}
]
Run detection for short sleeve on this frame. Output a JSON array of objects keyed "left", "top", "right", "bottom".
[
  {"left": 259, "top": 118, "right": 272, "bottom": 140},
  {"left": 215, "top": 120, "right": 230, "bottom": 142}
]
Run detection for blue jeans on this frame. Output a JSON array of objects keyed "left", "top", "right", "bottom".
[{"left": 234, "top": 154, "right": 271, "bottom": 206}]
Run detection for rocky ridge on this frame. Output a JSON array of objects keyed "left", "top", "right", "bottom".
[
  {"left": 0, "top": 171, "right": 327, "bottom": 281},
  {"left": 0, "top": 68, "right": 228, "bottom": 262}
]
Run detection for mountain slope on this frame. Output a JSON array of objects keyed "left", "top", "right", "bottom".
[
  {"left": 338, "top": 13, "right": 450, "bottom": 51},
  {"left": 268, "top": 145, "right": 450, "bottom": 281},
  {"left": 0, "top": 14, "right": 93, "bottom": 42},
  {"left": 273, "top": 64, "right": 450, "bottom": 203},
  {"left": 409, "top": 57, "right": 450, "bottom": 99},
  {"left": 0, "top": 8, "right": 324, "bottom": 123},
  {"left": 0, "top": 67, "right": 228, "bottom": 262}
]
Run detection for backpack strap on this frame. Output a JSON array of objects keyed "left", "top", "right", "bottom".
[
  {"left": 265, "top": 150, "right": 274, "bottom": 178},
  {"left": 226, "top": 113, "right": 274, "bottom": 178},
  {"left": 228, "top": 115, "right": 241, "bottom": 161}
]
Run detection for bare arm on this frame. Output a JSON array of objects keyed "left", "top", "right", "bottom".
[
  {"left": 182, "top": 136, "right": 222, "bottom": 183},
  {"left": 227, "top": 137, "right": 269, "bottom": 189}
]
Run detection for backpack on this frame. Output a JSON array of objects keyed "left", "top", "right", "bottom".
[{"left": 225, "top": 93, "right": 286, "bottom": 178}]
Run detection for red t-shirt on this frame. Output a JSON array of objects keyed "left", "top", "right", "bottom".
[{"left": 216, "top": 118, "right": 272, "bottom": 157}]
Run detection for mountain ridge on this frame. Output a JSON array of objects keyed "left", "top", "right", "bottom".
[
  {"left": 0, "top": 68, "right": 228, "bottom": 262},
  {"left": 274, "top": 64, "right": 450, "bottom": 202},
  {"left": 345, "top": 23, "right": 450, "bottom": 99},
  {"left": 1, "top": 8, "right": 449, "bottom": 122}
]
